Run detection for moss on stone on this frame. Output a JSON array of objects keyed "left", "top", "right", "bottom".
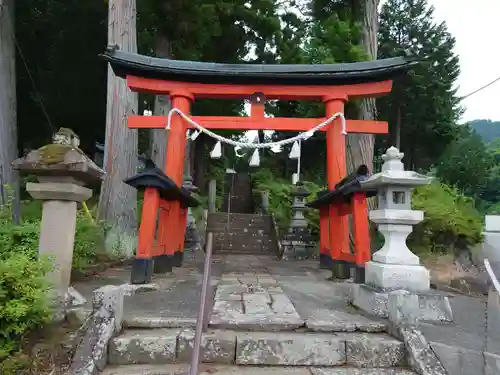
[{"left": 38, "top": 144, "right": 75, "bottom": 165}]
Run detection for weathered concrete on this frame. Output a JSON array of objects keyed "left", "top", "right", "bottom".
[
  {"left": 102, "top": 366, "right": 417, "bottom": 375},
  {"left": 311, "top": 369, "right": 416, "bottom": 375},
  {"left": 102, "top": 364, "right": 312, "bottom": 375},
  {"left": 352, "top": 284, "right": 389, "bottom": 318},
  {"left": 341, "top": 333, "right": 406, "bottom": 367},
  {"left": 306, "top": 309, "right": 386, "bottom": 333},
  {"left": 487, "top": 289, "right": 500, "bottom": 355},
  {"left": 108, "top": 329, "right": 179, "bottom": 365},
  {"left": 419, "top": 296, "right": 487, "bottom": 353},
  {"left": 123, "top": 316, "right": 197, "bottom": 329},
  {"left": 210, "top": 274, "right": 304, "bottom": 331},
  {"left": 177, "top": 328, "right": 236, "bottom": 364},
  {"left": 93, "top": 284, "right": 125, "bottom": 332},
  {"left": 70, "top": 284, "right": 126, "bottom": 375},
  {"left": 70, "top": 316, "right": 116, "bottom": 375},
  {"left": 388, "top": 290, "right": 453, "bottom": 327},
  {"left": 429, "top": 341, "right": 484, "bottom": 375},
  {"left": 485, "top": 352, "right": 500, "bottom": 375},
  {"left": 399, "top": 327, "right": 447, "bottom": 375},
  {"left": 235, "top": 331, "right": 346, "bottom": 366}
]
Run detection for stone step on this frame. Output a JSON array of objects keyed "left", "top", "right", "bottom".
[
  {"left": 208, "top": 212, "right": 270, "bottom": 220},
  {"left": 208, "top": 224, "right": 273, "bottom": 233},
  {"left": 213, "top": 243, "right": 276, "bottom": 250},
  {"left": 214, "top": 249, "right": 277, "bottom": 254},
  {"left": 213, "top": 233, "right": 276, "bottom": 241},
  {"left": 207, "top": 214, "right": 271, "bottom": 227},
  {"left": 102, "top": 364, "right": 417, "bottom": 375},
  {"left": 108, "top": 329, "right": 406, "bottom": 367}
]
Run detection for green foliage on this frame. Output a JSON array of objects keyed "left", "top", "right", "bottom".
[
  {"left": 2, "top": 199, "right": 108, "bottom": 272},
  {"left": 410, "top": 182, "right": 483, "bottom": 254},
  {"left": 0, "top": 253, "right": 52, "bottom": 359},
  {"left": 377, "top": 0, "right": 462, "bottom": 170},
  {"left": 73, "top": 212, "right": 107, "bottom": 271},
  {"left": 0, "top": 198, "right": 52, "bottom": 361},
  {"left": 436, "top": 128, "right": 494, "bottom": 197}
]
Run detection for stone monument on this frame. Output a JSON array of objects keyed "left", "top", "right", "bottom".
[
  {"left": 353, "top": 147, "right": 451, "bottom": 321},
  {"left": 12, "top": 128, "right": 105, "bottom": 306}
]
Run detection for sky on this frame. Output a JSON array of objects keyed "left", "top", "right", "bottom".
[{"left": 427, "top": 0, "right": 500, "bottom": 122}]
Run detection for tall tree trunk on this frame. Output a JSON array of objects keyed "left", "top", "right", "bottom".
[
  {"left": 0, "top": 0, "right": 20, "bottom": 223},
  {"left": 149, "top": 35, "right": 170, "bottom": 169},
  {"left": 394, "top": 104, "right": 401, "bottom": 149},
  {"left": 99, "top": 0, "right": 138, "bottom": 257},
  {"left": 346, "top": 0, "right": 379, "bottom": 252},
  {"left": 346, "top": 0, "right": 379, "bottom": 175}
]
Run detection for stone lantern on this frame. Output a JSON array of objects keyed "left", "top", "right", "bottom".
[
  {"left": 182, "top": 174, "right": 201, "bottom": 251},
  {"left": 359, "top": 146, "right": 431, "bottom": 293},
  {"left": 12, "top": 128, "right": 105, "bottom": 301},
  {"left": 281, "top": 182, "right": 316, "bottom": 259}
]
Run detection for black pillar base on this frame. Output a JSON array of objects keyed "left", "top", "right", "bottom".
[
  {"left": 172, "top": 251, "right": 184, "bottom": 267},
  {"left": 320, "top": 254, "right": 334, "bottom": 269},
  {"left": 131, "top": 258, "right": 153, "bottom": 284},
  {"left": 331, "top": 260, "right": 351, "bottom": 280},
  {"left": 354, "top": 265, "right": 365, "bottom": 284},
  {"left": 153, "top": 254, "right": 173, "bottom": 273}
]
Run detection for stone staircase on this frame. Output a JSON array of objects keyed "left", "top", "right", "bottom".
[
  {"left": 102, "top": 273, "right": 417, "bottom": 375},
  {"left": 207, "top": 212, "right": 279, "bottom": 255}
]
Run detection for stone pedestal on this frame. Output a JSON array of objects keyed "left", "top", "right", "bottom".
[
  {"left": 365, "top": 209, "right": 430, "bottom": 293},
  {"left": 27, "top": 181, "right": 92, "bottom": 296},
  {"left": 281, "top": 183, "right": 316, "bottom": 260}
]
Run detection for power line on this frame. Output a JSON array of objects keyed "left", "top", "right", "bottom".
[
  {"left": 460, "top": 75, "right": 500, "bottom": 101},
  {"left": 14, "top": 37, "right": 55, "bottom": 132}
]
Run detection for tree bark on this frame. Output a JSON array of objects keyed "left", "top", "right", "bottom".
[
  {"left": 149, "top": 35, "right": 170, "bottom": 169},
  {"left": 99, "top": 0, "right": 138, "bottom": 257},
  {"left": 346, "top": 0, "right": 379, "bottom": 175},
  {"left": 0, "top": 0, "right": 20, "bottom": 223}
]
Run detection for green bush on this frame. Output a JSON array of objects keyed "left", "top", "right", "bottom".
[
  {"left": 0, "top": 190, "right": 109, "bottom": 363},
  {"left": 410, "top": 182, "right": 483, "bottom": 253},
  {"left": 0, "top": 198, "right": 52, "bottom": 361},
  {"left": 73, "top": 212, "right": 107, "bottom": 271},
  {"left": 0, "top": 253, "right": 52, "bottom": 359}
]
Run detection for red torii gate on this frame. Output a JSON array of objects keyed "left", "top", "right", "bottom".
[{"left": 102, "top": 47, "right": 416, "bottom": 283}]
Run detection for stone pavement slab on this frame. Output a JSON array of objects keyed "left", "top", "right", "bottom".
[
  {"left": 311, "top": 369, "right": 415, "bottom": 375},
  {"left": 101, "top": 365, "right": 417, "bottom": 375},
  {"left": 109, "top": 328, "right": 179, "bottom": 365},
  {"left": 275, "top": 274, "right": 387, "bottom": 333},
  {"left": 210, "top": 273, "right": 303, "bottom": 331}
]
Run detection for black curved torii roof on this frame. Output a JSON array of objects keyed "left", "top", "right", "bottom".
[{"left": 100, "top": 46, "right": 418, "bottom": 86}]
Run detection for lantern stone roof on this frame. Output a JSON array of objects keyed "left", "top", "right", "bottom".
[
  {"left": 12, "top": 142, "right": 105, "bottom": 184},
  {"left": 360, "top": 147, "right": 431, "bottom": 189},
  {"left": 100, "top": 46, "right": 419, "bottom": 86}
]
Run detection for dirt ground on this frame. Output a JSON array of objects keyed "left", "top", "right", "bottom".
[{"left": 423, "top": 253, "right": 489, "bottom": 298}]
